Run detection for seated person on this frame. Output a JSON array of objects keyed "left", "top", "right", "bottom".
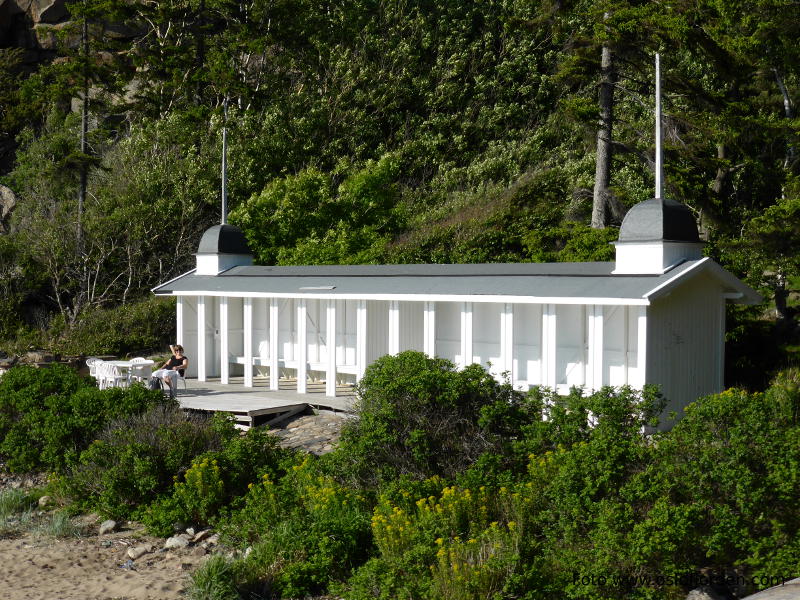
[{"left": 152, "top": 344, "right": 188, "bottom": 397}]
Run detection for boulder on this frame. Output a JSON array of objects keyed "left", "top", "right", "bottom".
[
  {"left": 127, "top": 545, "right": 152, "bottom": 560},
  {"left": 164, "top": 534, "right": 191, "bottom": 550},
  {"left": 98, "top": 519, "right": 118, "bottom": 535},
  {"left": 192, "top": 529, "right": 212, "bottom": 543},
  {"left": 0, "top": 184, "right": 16, "bottom": 233},
  {"left": 686, "top": 587, "right": 734, "bottom": 600},
  {"left": 31, "top": 0, "right": 68, "bottom": 24},
  {"left": 33, "top": 21, "right": 79, "bottom": 51}
]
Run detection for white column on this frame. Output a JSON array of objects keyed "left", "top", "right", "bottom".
[
  {"left": 176, "top": 297, "right": 184, "bottom": 347},
  {"left": 326, "top": 299, "right": 337, "bottom": 396},
  {"left": 423, "top": 301, "right": 436, "bottom": 357},
  {"left": 197, "top": 297, "right": 207, "bottom": 382},
  {"left": 220, "top": 298, "right": 229, "bottom": 384},
  {"left": 461, "top": 302, "right": 473, "bottom": 369},
  {"left": 388, "top": 300, "right": 400, "bottom": 355},
  {"left": 297, "top": 299, "right": 307, "bottom": 394},
  {"left": 542, "top": 303, "right": 557, "bottom": 388},
  {"left": 243, "top": 297, "right": 253, "bottom": 387},
  {"left": 622, "top": 306, "right": 629, "bottom": 384},
  {"left": 586, "top": 305, "right": 603, "bottom": 392},
  {"left": 501, "top": 303, "right": 514, "bottom": 382},
  {"left": 635, "top": 306, "right": 648, "bottom": 389},
  {"left": 269, "top": 298, "right": 279, "bottom": 391},
  {"left": 356, "top": 300, "right": 367, "bottom": 380}
]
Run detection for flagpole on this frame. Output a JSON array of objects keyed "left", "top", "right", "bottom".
[{"left": 655, "top": 53, "right": 663, "bottom": 200}]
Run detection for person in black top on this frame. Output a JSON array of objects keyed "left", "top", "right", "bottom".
[{"left": 152, "top": 344, "right": 189, "bottom": 397}]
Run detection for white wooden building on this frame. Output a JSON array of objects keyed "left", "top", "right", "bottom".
[{"left": 152, "top": 196, "right": 759, "bottom": 422}]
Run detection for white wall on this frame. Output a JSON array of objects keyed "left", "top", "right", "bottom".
[
  {"left": 602, "top": 305, "right": 626, "bottom": 386},
  {"left": 227, "top": 297, "right": 244, "bottom": 375},
  {"left": 252, "top": 298, "right": 270, "bottom": 361},
  {"left": 335, "top": 299, "right": 358, "bottom": 367},
  {"left": 204, "top": 296, "right": 221, "bottom": 378},
  {"left": 646, "top": 276, "right": 725, "bottom": 423},
  {"left": 555, "top": 304, "right": 585, "bottom": 391},
  {"left": 399, "top": 302, "right": 425, "bottom": 352},
  {"left": 179, "top": 297, "right": 199, "bottom": 378},
  {"left": 278, "top": 298, "right": 296, "bottom": 363},
  {"left": 435, "top": 302, "right": 461, "bottom": 364},
  {"left": 367, "top": 300, "right": 389, "bottom": 364},
  {"left": 472, "top": 303, "right": 503, "bottom": 379},
  {"left": 305, "top": 298, "right": 329, "bottom": 369},
  {"left": 513, "top": 304, "right": 543, "bottom": 389}
]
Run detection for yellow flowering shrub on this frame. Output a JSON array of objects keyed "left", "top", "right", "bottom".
[
  {"left": 371, "top": 479, "right": 517, "bottom": 565},
  {"left": 430, "top": 524, "right": 518, "bottom": 600},
  {"left": 173, "top": 456, "right": 225, "bottom": 525}
]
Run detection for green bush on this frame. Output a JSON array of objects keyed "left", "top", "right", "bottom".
[
  {"left": 630, "top": 381, "right": 800, "bottom": 592},
  {"left": 141, "top": 424, "right": 288, "bottom": 535},
  {"left": 0, "top": 364, "right": 164, "bottom": 473},
  {"left": 187, "top": 553, "right": 240, "bottom": 600},
  {"left": 50, "top": 296, "right": 176, "bottom": 357},
  {"left": 213, "top": 455, "right": 373, "bottom": 598},
  {"left": 328, "top": 351, "right": 526, "bottom": 488},
  {"left": 64, "top": 406, "right": 232, "bottom": 520}
]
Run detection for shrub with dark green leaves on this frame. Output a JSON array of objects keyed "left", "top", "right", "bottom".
[
  {"left": 64, "top": 407, "right": 233, "bottom": 519},
  {"left": 0, "top": 364, "right": 164, "bottom": 473},
  {"left": 328, "top": 351, "right": 526, "bottom": 487},
  {"left": 50, "top": 296, "right": 176, "bottom": 357},
  {"left": 208, "top": 455, "right": 373, "bottom": 598},
  {"left": 141, "top": 425, "right": 288, "bottom": 535}
]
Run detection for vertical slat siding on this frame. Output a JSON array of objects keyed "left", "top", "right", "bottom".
[
  {"left": 207, "top": 297, "right": 220, "bottom": 378},
  {"left": 647, "top": 277, "right": 725, "bottom": 420},
  {"left": 180, "top": 297, "right": 199, "bottom": 378},
  {"left": 366, "top": 300, "right": 389, "bottom": 364},
  {"left": 555, "top": 304, "right": 585, "bottom": 390},
  {"left": 435, "top": 302, "right": 461, "bottom": 364},
  {"left": 197, "top": 297, "right": 206, "bottom": 381},
  {"left": 472, "top": 303, "right": 503, "bottom": 379},
  {"left": 513, "top": 303, "right": 542, "bottom": 389},
  {"left": 399, "top": 301, "right": 425, "bottom": 352},
  {"left": 279, "top": 298, "right": 295, "bottom": 363},
  {"left": 602, "top": 305, "right": 626, "bottom": 387},
  {"left": 251, "top": 298, "right": 269, "bottom": 362}
]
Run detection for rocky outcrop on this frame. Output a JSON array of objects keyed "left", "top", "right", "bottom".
[
  {"left": 0, "top": 184, "right": 16, "bottom": 233},
  {"left": 0, "top": 0, "right": 70, "bottom": 61}
]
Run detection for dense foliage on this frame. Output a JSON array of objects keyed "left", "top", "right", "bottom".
[
  {"left": 0, "top": 364, "right": 166, "bottom": 472},
  {"left": 2, "top": 357, "right": 798, "bottom": 598},
  {"left": 0, "top": 0, "right": 797, "bottom": 376}
]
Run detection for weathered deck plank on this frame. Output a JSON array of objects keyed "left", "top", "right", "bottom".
[{"left": 176, "top": 376, "right": 356, "bottom": 427}]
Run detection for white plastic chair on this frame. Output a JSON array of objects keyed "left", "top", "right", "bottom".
[
  {"left": 86, "top": 357, "right": 102, "bottom": 379},
  {"left": 129, "top": 357, "right": 152, "bottom": 384},
  {"left": 98, "top": 362, "right": 128, "bottom": 389},
  {"left": 94, "top": 361, "right": 109, "bottom": 389}
]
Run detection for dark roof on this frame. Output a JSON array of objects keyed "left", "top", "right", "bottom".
[
  {"left": 197, "top": 224, "right": 252, "bottom": 255},
  {"left": 153, "top": 259, "right": 760, "bottom": 304},
  {"left": 153, "top": 260, "right": 703, "bottom": 302},
  {"left": 617, "top": 198, "right": 701, "bottom": 243}
]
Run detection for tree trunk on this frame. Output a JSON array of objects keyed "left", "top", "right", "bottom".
[{"left": 592, "top": 37, "right": 615, "bottom": 228}]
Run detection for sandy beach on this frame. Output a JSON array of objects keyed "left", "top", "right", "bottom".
[{"left": 0, "top": 520, "right": 207, "bottom": 600}]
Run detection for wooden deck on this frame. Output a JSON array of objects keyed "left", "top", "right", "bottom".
[{"left": 177, "top": 376, "right": 356, "bottom": 429}]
